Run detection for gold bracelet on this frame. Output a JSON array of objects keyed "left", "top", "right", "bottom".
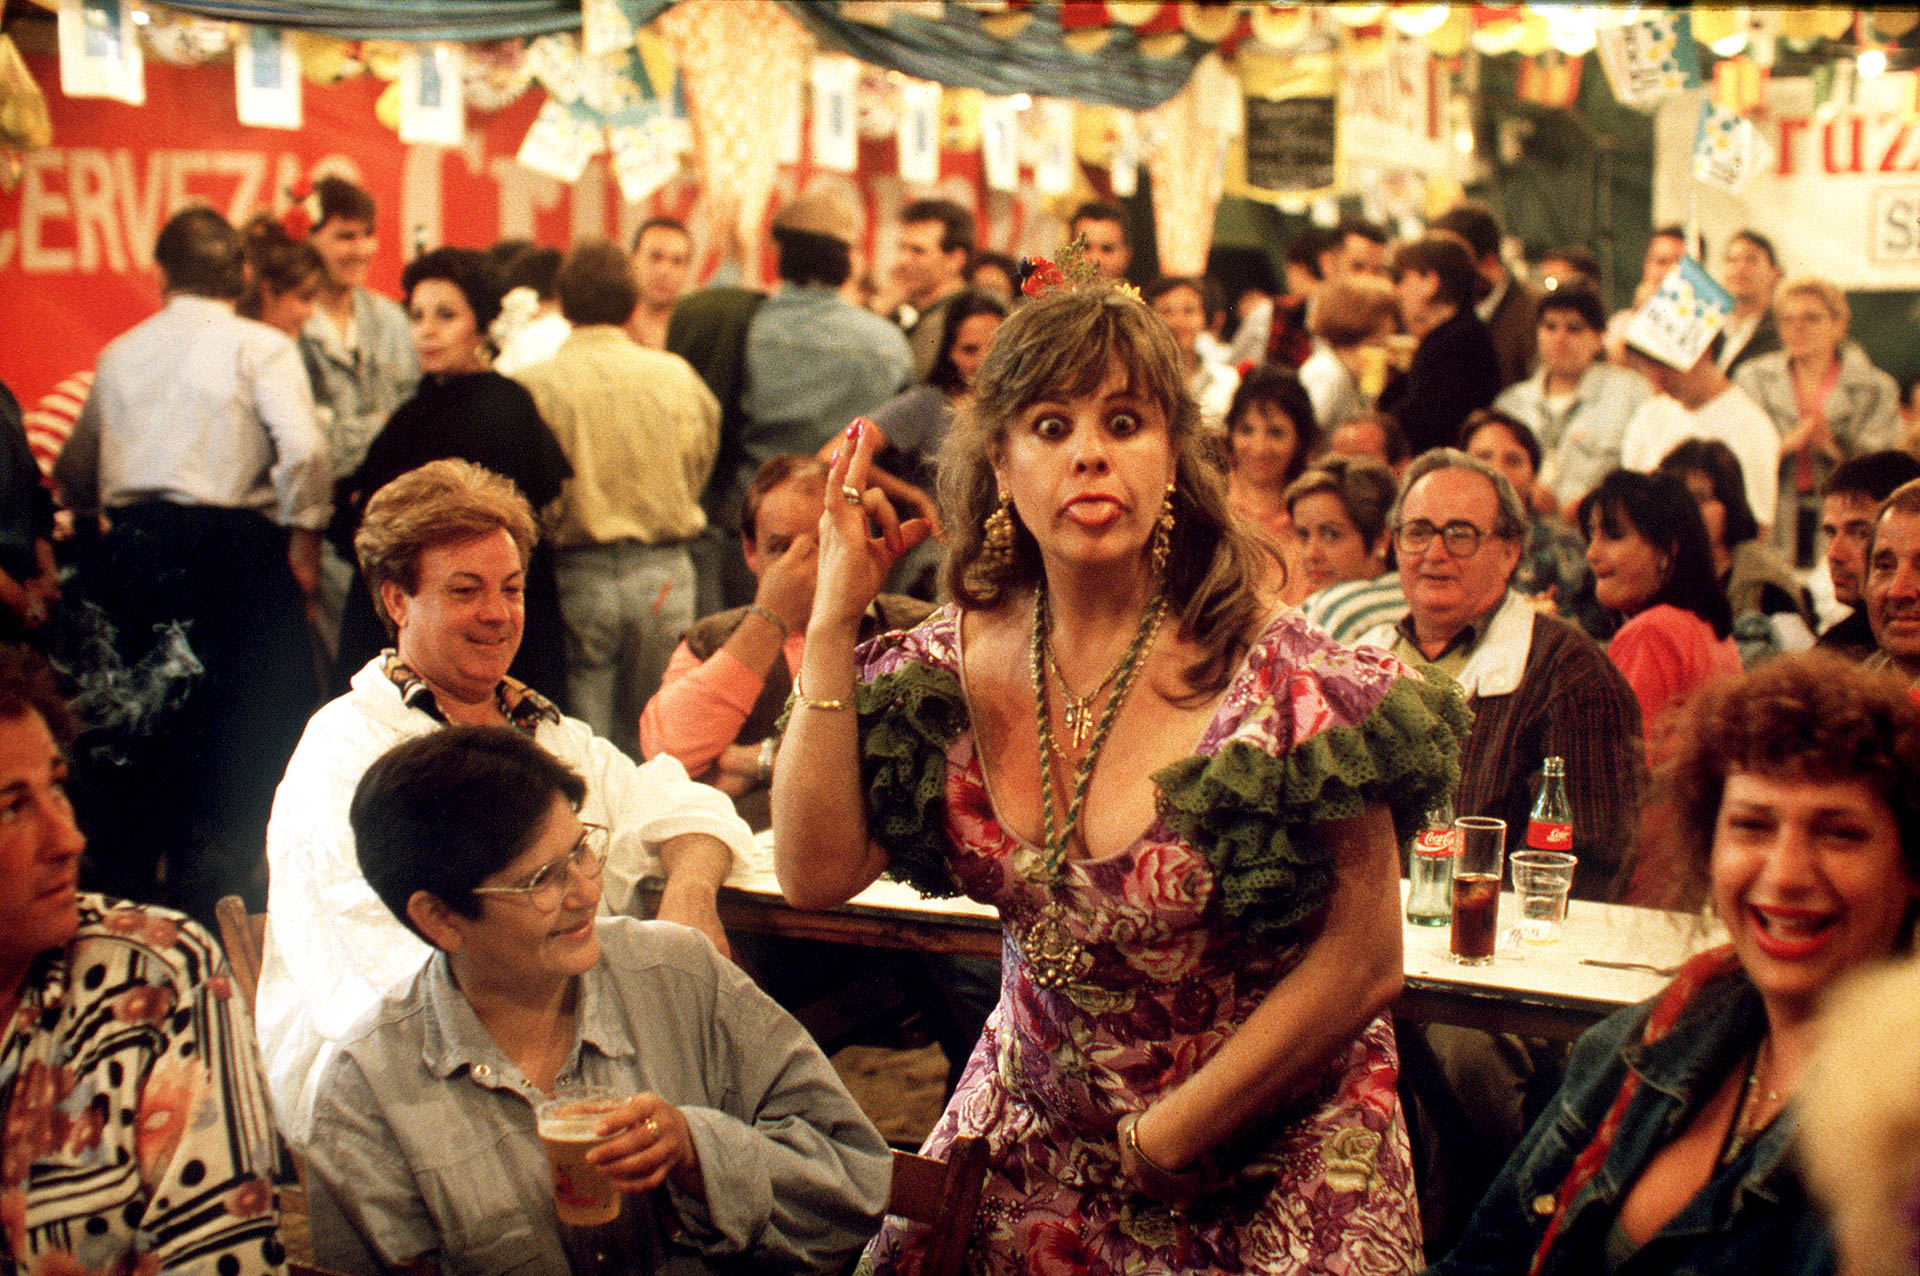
[
  {"left": 793, "top": 673, "right": 851, "bottom": 712},
  {"left": 1118, "top": 1112, "right": 1206, "bottom": 1201}
]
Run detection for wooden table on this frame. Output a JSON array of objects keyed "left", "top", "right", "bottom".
[{"left": 638, "top": 837, "right": 1716, "bottom": 1044}]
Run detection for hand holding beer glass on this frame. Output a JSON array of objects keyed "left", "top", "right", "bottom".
[
  {"left": 1448, "top": 816, "right": 1506, "bottom": 965},
  {"left": 539, "top": 1085, "right": 699, "bottom": 1226}
]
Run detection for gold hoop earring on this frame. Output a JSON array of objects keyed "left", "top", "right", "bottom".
[
  {"left": 981, "top": 493, "right": 1016, "bottom": 571},
  {"left": 1150, "top": 482, "right": 1176, "bottom": 574}
]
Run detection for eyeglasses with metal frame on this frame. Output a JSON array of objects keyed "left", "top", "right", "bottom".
[{"left": 470, "top": 822, "right": 608, "bottom": 911}]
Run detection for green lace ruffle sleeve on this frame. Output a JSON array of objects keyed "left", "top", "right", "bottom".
[
  {"left": 849, "top": 661, "right": 971, "bottom": 898},
  {"left": 1153, "top": 667, "right": 1470, "bottom": 942}
]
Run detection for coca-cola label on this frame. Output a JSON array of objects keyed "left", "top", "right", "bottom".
[
  {"left": 1413, "top": 829, "right": 1454, "bottom": 859},
  {"left": 1528, "top": 820, "right": 1572, "bottom": 850}
]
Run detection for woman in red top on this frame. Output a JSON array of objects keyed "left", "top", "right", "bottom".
[{"left": 1579, "top": 469, "right": 1742, "bottom": 750}]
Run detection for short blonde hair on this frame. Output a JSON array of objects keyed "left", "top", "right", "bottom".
[
  {"left": 355, "top": 459, "right": 538, "bottom": 635},
  {"left": 1776, "top": 276, "right": 1850, "bottom": 332}
]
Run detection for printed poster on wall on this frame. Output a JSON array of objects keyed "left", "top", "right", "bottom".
[
  {"left": 1652, "top": 73, "right": 1920, "bottom": 289},
  {"left": 1229, "top": 48, "right": 1337, "bottom": 202},
  {"left": 58, "top": 0, "right": 143, "bottom": 105},
  {"left": 1622, "top": 257, "right": 1733, "bottom": 369},
  {"left": 235, "top": 26, "right": 301, "bottom": 131},
  {"left": 1598, "top": 10, "right": 1701, "bottom": 111}
]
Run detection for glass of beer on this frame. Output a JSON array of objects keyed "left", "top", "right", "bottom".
[
  {"left": 536, "top": 1086, "right": 626, "bottom": 1227},
  {"left": 1449, "top": 816, "right": 1507, "bottom": 966}
]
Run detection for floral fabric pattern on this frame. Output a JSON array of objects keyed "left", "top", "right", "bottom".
[
  {"left": 859, "top": 609, "right": 1443, "bottom": 1275},
  {"left": 0, "top": 896, "right": 285, "bottom": 1275}
]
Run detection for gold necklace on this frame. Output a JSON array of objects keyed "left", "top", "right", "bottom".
[
  {"left": 1022, "top": 583, "right": 1169, "bottom": 991},
  {"left": 1046, "top": 644, "right": 1126, "bottom": 750}
]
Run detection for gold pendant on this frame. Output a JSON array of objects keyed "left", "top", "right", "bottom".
[
  {"left": 1022, "top": 899, "right": 1089, "bottom": 990},
  {"left": 1062, "top": 696, "right": 1092, "bottom": 749}
]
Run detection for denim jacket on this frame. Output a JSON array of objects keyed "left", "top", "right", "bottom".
[{"left": 1427, "top": 968, "right": 1834, "bottom": 1276}]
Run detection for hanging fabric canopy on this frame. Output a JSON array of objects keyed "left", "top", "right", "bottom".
[
  {"left": 777, "top": 2, "right": 1207, "bottom": 111},
  {"left": 146, "top": 1, "right": 673, "bottom": 44},
  {"left": 135, "top": 0, "right": 1206, "bottom": 109}
]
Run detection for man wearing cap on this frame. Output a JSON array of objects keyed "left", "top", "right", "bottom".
[
  {"left": 1617, "top": 344, "right": 1778, "bottom": 543},
  {"left": 740, "top": 190, "right": 913, "bottom": 488}
]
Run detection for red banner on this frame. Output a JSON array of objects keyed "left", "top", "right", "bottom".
[{"left": 1, "top": 52, "right": 1045, "bottom": 416}]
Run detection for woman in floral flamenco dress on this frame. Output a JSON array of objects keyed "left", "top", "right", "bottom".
[{"left": 774, "top": 274, "right": 1467, "bottom": 1275}]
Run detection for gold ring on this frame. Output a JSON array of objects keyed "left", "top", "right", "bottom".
[
  {"left": 841, "top": 484, "right": 865, "bottom": 504},
  {"left": 643, "top": 1117, "right": 659, "bottom": 1137}
]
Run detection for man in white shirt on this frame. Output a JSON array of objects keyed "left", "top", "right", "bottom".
[
  {"left": 56, "top": 207, "right": 330, "bottom": 929},
  {"left": 256, "top": 459, "right": 750, "bottom": 1145},
  {"left": 1618, "top": 343, "right": 1778, "bottom": 542}
]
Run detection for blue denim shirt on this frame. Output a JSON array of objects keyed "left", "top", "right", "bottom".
[{"left": 1428, "top": 968, "right": 1834, "bottom": 1276}]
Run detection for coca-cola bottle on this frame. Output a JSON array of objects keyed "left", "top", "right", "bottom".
[
  {"left": 1405, "top": 796, "right": 1455, "bottom": 925},
  {"left": 1527, "top": 757, "right": 1572, "bottom": 853}
]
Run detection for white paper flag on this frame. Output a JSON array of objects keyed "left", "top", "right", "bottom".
[
  {"left": 400, "top": 44, "right": 465, "bottom": 146},
  {"left": 1622, "top": 257, "right": 1734, "bottom": 370},
  {"left": 582, "top": 0, "right": 637, "bottom": 58},
  {"left": 235, "top": 25, "right": 301, "bottom": 130},
  {"left": 517, "top": 98, "right": 604, "bottom": 182},
  {"left": 58, "top": 0, "right": 143, "bottom": 105},
  {"left": 898, "top": 80, "right": 941, "bottom": 185},
  {"left": 981, "top": 95, "right": 1019, "bottom": 193},
  {"left": 1596, "top": 10, "right": 1701, "bottom": 111},
  {"left": 1691, "top": 100, "right": 1769, "bottom": 193},
  {"left": 811, "top": 55, "right": 859, "bottom": 173},
  {"left": 609, "top": 112, "right": 680, "bottom": 203},
  {"left": 1111, "top": 111, "right": 1139, "bottom": 199},
  {"left": 1034, "top": 100, "right": 1075, "bottom": 195}
]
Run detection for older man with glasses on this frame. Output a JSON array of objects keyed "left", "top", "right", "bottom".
[{"left": 1356, "top": 449, "right": 1645, "bottom": 902}]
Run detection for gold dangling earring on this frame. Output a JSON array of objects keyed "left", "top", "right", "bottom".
[
  {"left": 1150, "top": 482, "right": 1176, "bottom": 574},
  {"left": 982, "top": 492, "right": 1016, "bottom": 571}
]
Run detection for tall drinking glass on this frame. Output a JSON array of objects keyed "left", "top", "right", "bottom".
[{"left": 1449, "top": 816, "right": 1506, "bottom": 966}]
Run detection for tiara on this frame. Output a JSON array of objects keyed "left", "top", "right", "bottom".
[{"left": 1015, "top": 236, "right": 1142, "bottom": 302}]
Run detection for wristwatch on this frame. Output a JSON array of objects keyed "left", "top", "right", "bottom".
[{"left": 757, "top": 737, "right": 776, "bottom": 786}]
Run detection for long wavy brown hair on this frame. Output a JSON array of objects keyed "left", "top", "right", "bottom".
[{"left": 936, "top": 285, "right": 1274, "bottom": 697}]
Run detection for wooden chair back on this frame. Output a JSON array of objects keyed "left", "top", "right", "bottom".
[
  {"left": 886, "top": 1135, "right": 988, "bottom": 1276},
  {"left": 214, "top": 894, "right": 267, "bottom": 1013},
  {"left": 213, "top": 894, "right": 309, "bottom": 1226}
]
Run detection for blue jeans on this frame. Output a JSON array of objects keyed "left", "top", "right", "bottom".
[{"left": 554, "top": 541, "right": 694, "bottom": 760}]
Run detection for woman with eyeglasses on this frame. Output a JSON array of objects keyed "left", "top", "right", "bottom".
[
  {"left": 304, "top": 725, "right": 890, "bottom": 1276},
  {"left": 1733, "top": 277, "right": 1901, "bottom": 567},
  {"left": 257, "top": 459, "right": 751, "bottom": 1149}
]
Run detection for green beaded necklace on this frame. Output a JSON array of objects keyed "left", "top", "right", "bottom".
[{"left": 1028, "top": 582, "right": 1170, "bottom": 885}]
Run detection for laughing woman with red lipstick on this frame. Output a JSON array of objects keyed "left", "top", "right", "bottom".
[
  {"left": 775, "top": 278, "right": 1467, "bottom": 1273},
  {"left": 1431, "top": 650, "right": 1920, "bottom": 1276}
]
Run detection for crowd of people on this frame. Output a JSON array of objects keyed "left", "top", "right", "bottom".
[{"left": 1, "top": 170, "right": 1919, "bottom": 1276}]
